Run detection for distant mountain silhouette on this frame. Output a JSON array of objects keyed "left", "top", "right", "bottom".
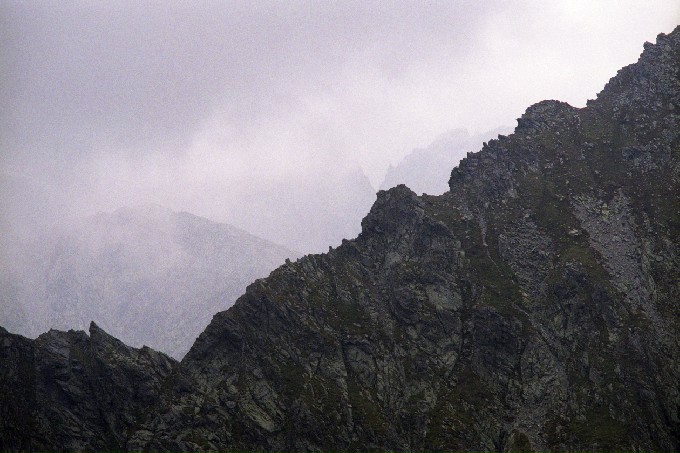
[{"left": 0, "top": 204, "right": 296, "bottom": 358}]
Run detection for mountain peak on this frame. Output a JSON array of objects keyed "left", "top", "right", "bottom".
[
  {"left": 2, "top": 28, "right": 679, "bottom": 452},
  {"left": 134, "top": 26, "right": 678, "bottom": 451},
  {"left": 515, "top": 100, "right": 577, "bottom": 133}
]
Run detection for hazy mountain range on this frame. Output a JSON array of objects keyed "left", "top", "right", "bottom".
[
  {"left": 0, "top": 26, "right": 678, "bottom": 452},
  {"left": 0, "top": 204, "right": 296, "bottom": 358}
]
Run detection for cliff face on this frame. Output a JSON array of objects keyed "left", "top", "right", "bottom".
[
  {"left": 2, "top": 28, "right": 679, "bottom": 452},
  {"left": 127, "top": 28, "right": 679, "bottom": 451}
]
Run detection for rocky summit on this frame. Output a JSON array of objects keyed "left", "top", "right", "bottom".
[{"left": 1, "top": 28, "right": 679, "bottom": 452}]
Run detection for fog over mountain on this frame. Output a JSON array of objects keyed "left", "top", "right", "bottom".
[
  {"left": 1, "top": 26, "right": 678, "bottom": 450},
  {"left": 0, "top": 205, "right": 296, "bottom": 358},
  {"left": 1, "top": 1, "right": 678, "bottom": 255}
]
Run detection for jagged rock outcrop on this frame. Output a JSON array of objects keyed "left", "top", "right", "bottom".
[
  {"left": 380, "top": 127, "right": 512, "bottom": 195},
  {"left": 0, "top": 323, "right": 176, "bottom": 451},
  {"left": 2, "top": 27, "right": 679, "bottom": 452}
]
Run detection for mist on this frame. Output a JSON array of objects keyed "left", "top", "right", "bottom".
[{"left": 1, "top": 1, "right": 678, "bottom": 253}]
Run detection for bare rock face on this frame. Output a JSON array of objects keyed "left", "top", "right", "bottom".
[
  {"left": 129, "top": 27, "right": 679, "bottom": 451},
  {"left": 0, "top": 323, "right": 176, "bottom": 451},
  {"left": 2, "top": 27, "right": 680, "bottom": 452},
  {"left": 380, "top": 127, "right": 512, "bottom": 196}
]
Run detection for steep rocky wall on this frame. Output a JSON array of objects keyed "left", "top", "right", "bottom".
[
  {"left": 129, "top": 27, "right": 680, "bottom": 451},
  {"left": 0, "top": 323, "right": 176, "bottom": 451},
  {"left": 1, "top": 27, "right": 679, "bottom": 452}
]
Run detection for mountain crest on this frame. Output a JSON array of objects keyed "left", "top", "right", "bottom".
[{"left": 1, "top": 27, "right": 679, "bottom": 452}]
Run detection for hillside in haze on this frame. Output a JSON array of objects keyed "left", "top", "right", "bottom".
[
  {"left": 381, "top": 127, "right": 512, "bottom": 195},
  {"left": 0, "top": 205, "right": 296, "bottom": 358},
  {"left": 0, "top": 26, "right": 679, "bottom": 453}
]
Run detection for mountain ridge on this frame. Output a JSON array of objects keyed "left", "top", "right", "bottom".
[
  {"left": 136, "top": 26, "right": 680, "bottom": 451},
  {"left": 1, "top": 26, "right": 679, "bottom": 451},
  {"left": 0, "top": 321, "right": 176, "bottom": 451},
  {"left": 380, "top": 126, "right": 512, "bottom": 195}
]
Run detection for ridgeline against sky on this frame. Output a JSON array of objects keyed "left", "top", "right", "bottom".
[
  {"left": 0, "top": 25, "right": 678, "bottom": 451},
  {"left": 1, "top": 1, "right": 678, "bottom": 253}
]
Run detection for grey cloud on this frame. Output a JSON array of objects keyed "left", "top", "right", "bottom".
[
  {"left": 1, "top": 1, "right": 487, "bottom": 164},
  {"left": 1, "top": 1, "right": 678, "bottom": 252}
]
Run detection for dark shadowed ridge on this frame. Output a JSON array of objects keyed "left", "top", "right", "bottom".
[
  {"left": 0, "top": 322, "right": 176, "bottom": 451},
  {"left": 1, "top": 27, "right": 679, "bottom": 452}
]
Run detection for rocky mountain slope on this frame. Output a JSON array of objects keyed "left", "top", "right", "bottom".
[
  {"left": 1, "top": 27, "right": 679, "bottom": 451},
  {"left": 381, "top": 127, "right": 511, "bottom": 195},
  {"left": 0, "top": 323, "right": 176, "bottom": 450},
  {"left": 0, "top": 205, "right": 296, "bottom": 358}
]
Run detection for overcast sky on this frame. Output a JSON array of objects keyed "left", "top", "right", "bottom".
[{"left": 1, "top": 1, "right": 678, "bottom": 248}]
